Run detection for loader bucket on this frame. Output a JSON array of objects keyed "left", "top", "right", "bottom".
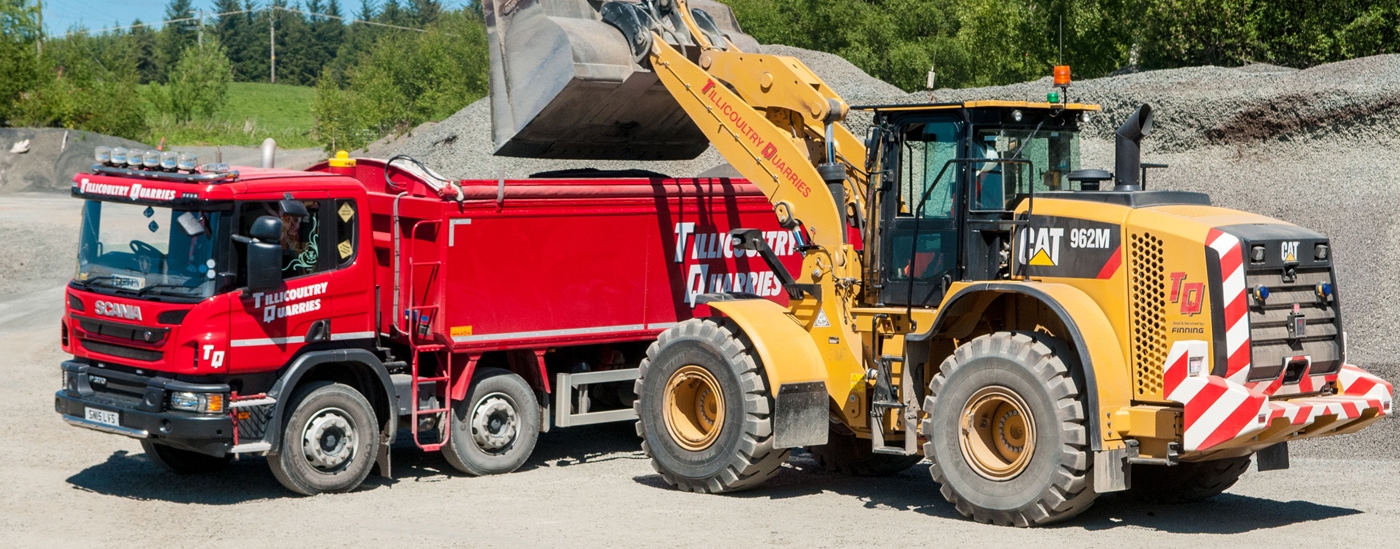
[{"left": 485, "top": 0, "right": 760, "bottom": 160}]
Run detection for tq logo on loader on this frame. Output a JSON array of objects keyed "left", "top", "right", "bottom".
[{"left": 1170, "top": 272, "right": 1204, "bottom": 316}]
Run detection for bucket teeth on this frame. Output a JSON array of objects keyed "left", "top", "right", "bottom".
[{"left": 485, "top": 0, "right": 759, "bottom": 160}]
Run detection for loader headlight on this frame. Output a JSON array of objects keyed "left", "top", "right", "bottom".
[
  {"left": 111, "top": 147, "right": 129, "bottom": 165},
  {"left": 1314, "top": 243, "right": 1329, "bottom": 261},
  {"left": 169, "top": 391, "right": 226, "bottom": 413},
  {"left": 127, "top": 150, "right": 145, "bottom": 167},
  {"left": 94, "top": 146, "right": 112, "bottom": 164},
  {"left": 142, "top": 150, "right": 161, "bottom": 168},
  {"left": 1251, "top": 245, "right": 1266, "bottom": 263},
  {"left": 160, "top": 151, "right": 179, "bottom": 170},
  {"left": 1011, "top": 109, "right": 1023, "bottom": 122}
]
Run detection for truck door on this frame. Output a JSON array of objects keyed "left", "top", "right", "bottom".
[
  {"left": 227, "top": 196, "right": 337, "bottom": 372},
  {"left": 879, "top": 117, "right": 964, "bottom": 306}
]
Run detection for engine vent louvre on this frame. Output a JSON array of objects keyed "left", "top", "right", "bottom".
[{"left": 1129, "top": 233, "right": 1167, "bottom": 399}]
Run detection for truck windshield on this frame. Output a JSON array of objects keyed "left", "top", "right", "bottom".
[
  {"left": 75, "top": 200, "right": 222, "bottom": 300},
  {"left": 970, "top": 128, "right": 1080, "bottom": 210}
]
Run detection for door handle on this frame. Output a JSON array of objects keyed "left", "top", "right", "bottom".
[{"left": 307, "top": 319, "right": 330, "bottom": 343}]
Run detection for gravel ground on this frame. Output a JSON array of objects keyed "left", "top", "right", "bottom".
[{"left": 0, "top": 254, "right": 1395, "bottom": 545}]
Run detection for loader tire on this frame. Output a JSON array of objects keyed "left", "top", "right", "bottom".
[
  {"left": 634, "top": 318, "right": 789, "bottom": 493},
  {"left": 1127, "top": 456, "right": 1251, "bottom": 503},
  {"left": 442, "top": 368, "right": 540, "bottom": 476},
  {"left": 268, "top": 381, "right": 379, "bottom": 496},
  {"left": 141, "top": 440, "right": 231, "bottom": 474},
  {"left": 921, "top": 332, "right": 1097, "bottom": 527},
  {"left": 807, "top": 428, "right": 922, "bottom": 477}
]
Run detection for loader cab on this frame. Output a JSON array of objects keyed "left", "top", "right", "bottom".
[{"left": 862, "top": 103, "right": 1095, "bottom": 307}]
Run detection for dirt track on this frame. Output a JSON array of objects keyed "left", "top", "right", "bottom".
[{"left": 0, "top": 194, "right": 1396, "bottom": 547}]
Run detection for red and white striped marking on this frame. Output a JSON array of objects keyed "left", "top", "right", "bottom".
[
  {"left": 1167, "top": 350, "right": 1391, "bottom": 452},
  {"left": 1163, "top": 340, "right": 1269, "bottom": 452},
  {"left": 1206, "top": 229, "right": 1252, "bottom": 384}
]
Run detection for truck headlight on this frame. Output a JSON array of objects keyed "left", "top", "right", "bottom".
[{"left": 170, "top": 391, "right": 226, "bottom": 413}]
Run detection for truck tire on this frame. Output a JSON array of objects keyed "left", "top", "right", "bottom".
[
  {"left": 1127, "top": 456, "right": 1252, "bottom": 503},
  {"left": 442, "top": 368, "right": 540, "bottom": 476},
  {"left": 141, "top": 440, "right": 231, "bottom": 474},
  {"left": 635, "top": 318, "right": 788, "bottom": 493},
  {"left": 920, "top": 332, "right": 1097, "bottom": 526},
  {"left": 268, "top": 381, "right": 379, "bottom": 495},
  {"left": 807, "top": 428, "right": 922, "bottom": 476}
]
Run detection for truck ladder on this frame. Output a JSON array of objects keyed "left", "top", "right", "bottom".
[{"left": 404, "top": 219, "right": 451, "bottom": 451}]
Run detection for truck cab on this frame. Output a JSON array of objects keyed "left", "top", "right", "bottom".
[{"left": 57, "top": 151, "right": 392, "bottom": 490}]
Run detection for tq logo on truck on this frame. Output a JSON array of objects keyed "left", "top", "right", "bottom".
[
  {"left": 94, "top": 300, "right": 143, "bottom": 321},
  {"left": 250, "top": 282, "right": 328, "bottom": 323}
]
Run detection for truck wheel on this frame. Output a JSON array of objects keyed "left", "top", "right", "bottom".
[
  {"left": 442, "top": 368, "right": 540, "bottom": 476},
  {"left": 268, "top": 381, "right": 379, "bottom": 495},
  {"left": 634, "top": 318, "right": 789, "bottom": 493},
  {"left": 1128, "top": 456, "right": 1252, "bottom": 503},
  {"left": 807, "top": 427, "right": 922, "bottom": 476},
  {"left": 921, "top": 332, "right": 1096, "bottom": 526},
  {"left": 140, "top": 440, "right": 231, "bottom": 474}
]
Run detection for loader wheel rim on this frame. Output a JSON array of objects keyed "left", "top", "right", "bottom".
[
  {"left": 959, "top": 386, "right": 1035, "bottom": 480},
  {"left": 663, "top": 365, "right": 725, "bottom": 452}
]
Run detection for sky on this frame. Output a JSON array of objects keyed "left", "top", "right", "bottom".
[{"left": 40, "top": 1, "right": 472, "bottom": 35}]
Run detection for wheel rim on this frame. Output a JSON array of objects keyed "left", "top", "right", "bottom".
[
  {"left": 663, "top": 364, "right": 725, "bottom": 451},
  {"left": 470, "top": 392, "right": 520, "bottom": 453},
  {"left": 959, "top": 386, "right": 1035, "bottom": 480},
  {"left": 302, "top": 407, "right": 357, "bottom": 472}
]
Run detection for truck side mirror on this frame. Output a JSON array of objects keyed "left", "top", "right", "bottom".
[
  {"left": 247, "top": 215, "right": 284, "bottom": 292},
  {"left": 279, "top": 199, "right": 309, "bottom": 220}
]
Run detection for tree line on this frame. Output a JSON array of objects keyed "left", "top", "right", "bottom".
[
  {"left": 726, "top": 0, "right": 1400, "bottom": 91},
  {"left": 4, "top": 1, "right": 1400, "bottom": 149}
]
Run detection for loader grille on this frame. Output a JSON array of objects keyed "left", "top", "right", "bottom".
[{"left": 1129, "top": 233, "right": 1167, "bottom": 399}]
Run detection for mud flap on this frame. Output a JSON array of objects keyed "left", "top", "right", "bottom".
[
  {"left": 1256, "top": 442, "right": 1290, "bottom": 472},
  {"left": 773, "top": 381, "right": 828, "bottom": 449},
  {"left": 1093, "top": 447, "right": 1132, "bottom": 493}
]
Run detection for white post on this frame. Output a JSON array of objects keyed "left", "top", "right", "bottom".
[{"left": 270, "top": 7, "right": 276, "bottom": 83}]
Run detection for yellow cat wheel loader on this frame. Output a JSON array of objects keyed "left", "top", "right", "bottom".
[{"left": 485, "top": 0, "right": 1393, "bottom": 526}]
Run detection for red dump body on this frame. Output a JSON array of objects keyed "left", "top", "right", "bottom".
[{"left": 340, "top": 161, "right": 804, "bottom": 357}]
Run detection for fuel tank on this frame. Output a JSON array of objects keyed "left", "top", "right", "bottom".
[{"left": 484, "top": 0, "right": 759, "bottom": 160}]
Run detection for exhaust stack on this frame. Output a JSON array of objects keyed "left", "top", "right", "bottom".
[{"left": 1113, "top": 104, "right": 1153, "bottom": 191}]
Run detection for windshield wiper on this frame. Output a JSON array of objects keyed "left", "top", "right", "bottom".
[
  {"left": 73, "top": 276, "right": 141, "bottom": 292},
  {"left": 137, "top": 283, "right": 200, "bottom": 297}
]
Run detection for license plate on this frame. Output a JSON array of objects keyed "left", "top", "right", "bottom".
[{"left": 85, "top": 407, "right": 120, "bottom": 427}]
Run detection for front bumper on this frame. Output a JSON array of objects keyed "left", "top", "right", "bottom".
[
  {"left": 1166, "top": 358, "right": 1392, "bottom": 454},
  {"left": 55, "top": 360, "right": 234, "bottom": 456}
]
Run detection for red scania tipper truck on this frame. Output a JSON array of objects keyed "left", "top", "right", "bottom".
[{"left": 55, "top": 149, "right": 804, "bottom": 494}]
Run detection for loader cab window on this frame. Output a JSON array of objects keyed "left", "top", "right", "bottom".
[
  {"left": 232, "top": 200, "right": 326, "bottom": 284},
  {"left": 971, "top": 127, "right": 1080, "bottom": 211},
  {"left": 881, "top": 117, "right": 963, "bottom": 307}
]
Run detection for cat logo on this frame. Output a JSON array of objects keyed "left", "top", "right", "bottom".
[
  {"left": 1019, "top": 227, "right": 1065, "bottom": 267},
  {"left": 1281, "top": 241, "right": 1300, "bottom": 262}
]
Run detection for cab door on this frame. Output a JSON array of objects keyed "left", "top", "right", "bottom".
[
  {"left": 879, "top": 116, "right": 964, "bottom": 307},
  {"left": 226, "top": 195, "right": 336, "bottom": 374}
]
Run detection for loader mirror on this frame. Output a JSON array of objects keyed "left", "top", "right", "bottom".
[{"left": 246, "top": 215, "right": 284, "bottom": 292}]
